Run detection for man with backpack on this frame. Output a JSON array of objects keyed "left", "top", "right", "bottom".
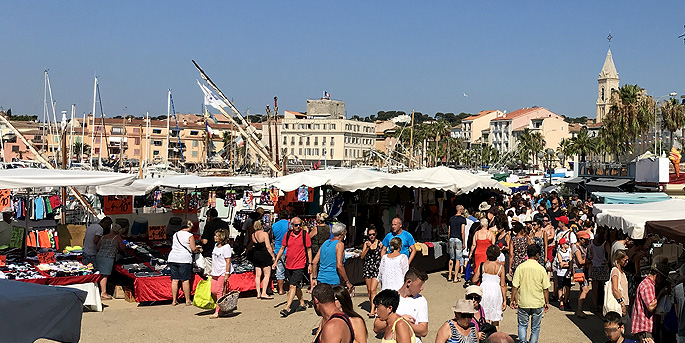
[{"left": 273, "top": 216, "right": 312, "bottom": 317}]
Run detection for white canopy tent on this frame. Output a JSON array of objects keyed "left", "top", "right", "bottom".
[
  {"left": 96, "top": 175, "right": 271, "bottom": 195},
  {"left": 0, "top": 168, "right": 137, "bottom": 189},
  {"left": 389, "top": 167, "right": 512, "bottom": 195},
  {"left": 593, "top": 199, "right": 685, "bottom": 239},
  {"left": 268, "top": 166, "right": 511, "bottom": 195}
]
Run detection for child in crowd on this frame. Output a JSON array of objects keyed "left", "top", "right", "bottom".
[
  {"left": 603, "top": 311, "right": 636, "bottom": 343},
  {"left": 556, "top": 237, "right": 572, "bottom": 310}
]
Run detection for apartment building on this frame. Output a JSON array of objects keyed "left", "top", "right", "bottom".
[
  {"left": 490, "top": 107, "right": 569, "bottom": 152},
  {"left": 462, "top": 110, "right": 503, "bottom": 147},
  {"left": 275, "top": 99, "right": 375, "bottom": 167}
]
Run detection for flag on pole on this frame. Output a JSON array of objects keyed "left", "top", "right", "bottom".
[
  {"left": 197, "top": 80, "right": 228, "bottom": 111},
  {"left": 323, "top": 91, "right": 330, "bottom": 99},
  {"left": 205, "top": 122, "right": 214, "bottom": 138},
  {"left": 235, "top": 136, "right": 244, "bottom": 147},
  {"left": 205, "top": 108, "right": 219, "bottom": 124}
]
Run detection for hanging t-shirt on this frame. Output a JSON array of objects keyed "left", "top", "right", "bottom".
[{"left": 34, "top": 198, "right": 45, "bottom": 220}]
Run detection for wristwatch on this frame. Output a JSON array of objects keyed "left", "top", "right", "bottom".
[{"left": 617, "top": 298, "right": 624, "bottom": 304}]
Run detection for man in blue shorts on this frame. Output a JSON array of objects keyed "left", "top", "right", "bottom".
[
  {"left": 381, "top": 217, "right": 416, "bottom": 264},
  {"left": 271, "top": 210, "right": 290, "bottom": 295}
]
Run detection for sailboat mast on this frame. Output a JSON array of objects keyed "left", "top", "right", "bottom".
[
  {"left": 81, "top": 112, "right": 86, "bottom": 162},
  {"left": 90, "top": 76, "right": 97, "bottom": 166},
  {"left": 165, "top": 90, "right": 170, "bottom": 165},
  {"left": 68, "top": 104, "right": 75, "bottom": 167}
]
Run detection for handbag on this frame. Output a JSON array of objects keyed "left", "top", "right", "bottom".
[
  {"left": 192, "top": 278, "right": 216, "bottom": 310},
  {"left": 602, "top": 279, "right": 622, "bottom": 316},
  {"left": 217, "top": 278, "right": 239, "bottom": 313},
  {"left": 573, "top": 268, "right": 585, "bottom": 283}
]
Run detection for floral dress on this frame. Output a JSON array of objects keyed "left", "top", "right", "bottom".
[
  {"left": 363, "top": 242, "right": 383, "bottom": 279},
  {"left": 511, "top": 236, "right": 529, "bottom": 273}
]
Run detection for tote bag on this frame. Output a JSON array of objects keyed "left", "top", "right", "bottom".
[{"left": 602, "top": 272, "right": 622, "bottom": 316}]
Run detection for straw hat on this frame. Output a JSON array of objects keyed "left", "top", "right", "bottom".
[
  {"left": 478, "top": 202, "right": 491, "bottom": 211},
  {"left": 452, "top": 299, "right": 477, "bottom": 313},
  {"left": 465, "top": 285, "right": 483, "bottom": 297}
]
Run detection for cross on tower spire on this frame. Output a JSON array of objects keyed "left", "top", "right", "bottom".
[{"left": 607, "top": 32, "right": 612, "bottom": 48}]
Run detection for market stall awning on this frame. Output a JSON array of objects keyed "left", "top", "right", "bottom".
[
  {"left": 592, "top": 192, "right": 670, "bottom": 204},
  {"left": 389, "top": 167, "right": 512, "bottom": 195},
  {"left": 96, "top": 175, "right": 271, "bottom": 195},
  {"left": 585, "top": 178, "right": 632, "bottom": 192},
  {"left": 593, "top": 199, "right": 685, "bottom": 239},
  {"left": 645, "top": 220, "right": 685, "bottom": 243},
  {"left": 0, "top": 168, "right": 137, "bottom": 188}
]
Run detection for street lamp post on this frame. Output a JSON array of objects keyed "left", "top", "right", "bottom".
[{"left": 538, "top": 148, "right": 565, "bottom": 186}]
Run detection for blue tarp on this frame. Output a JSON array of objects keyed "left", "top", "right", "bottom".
[{"left": 592, "top": 192, "right": 670, "bottom": 204}]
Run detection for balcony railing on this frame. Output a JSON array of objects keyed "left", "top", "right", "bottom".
[{"left": 578, "top": 161, "right": 635, "bottom": 179}]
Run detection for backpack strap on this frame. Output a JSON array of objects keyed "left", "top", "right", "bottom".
[{"left": 328, "top": 313, "right": 355, "bottom": 343}]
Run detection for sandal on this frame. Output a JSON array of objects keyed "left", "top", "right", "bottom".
[
  {"left": 576, "top": 312, "right": 587, "bottom": 319},
  {"left": 280, "top": 309, "right": 291, "bottom": 317},
  {"left": 367, "top": 313, "right": 376, "bottom": 318},
  {"left": 261, "top": 296, "right": 274, "bottom": 300},
  {"left": 100, "top": 294, "right": 113, "bottom": 300}
]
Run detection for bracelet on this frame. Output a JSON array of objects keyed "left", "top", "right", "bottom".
[
  {"left": 312, "top": 277, "right": 317, "bottom": 280},
  {"left": 617, "top": 298, "right": 624, "bottom": 304}
]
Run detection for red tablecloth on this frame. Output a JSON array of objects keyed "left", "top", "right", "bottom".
[
  {"left": 114, "top": 264, "right": 257, "bottom": 303},
  {"left": 16, "top": 273, "right": 100, "bottom": 286}
]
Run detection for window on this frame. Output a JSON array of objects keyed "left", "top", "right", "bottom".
[
  {"left": 323, "top": 124, "right": 327, "bottom": 130},
  {"left": 330, "top": 124, "right": 336, "bottom": 130},
  {"left": 283, "top": 136, "right": 287, "bottom": 146},
  {"left": 170, "top": 129, "right": 179, "bottom": 137},
  {"left": 299, "top": 148, "right": 302, "bottom": 155},
  {"left": 111, "top": 127, "right": 124, "bottom": 135},
  {"left": 134, "top": 137, "right": 140, "bottom": 145},
  {"left": 345, "top": 149, "right": 348, "bottom": 158},
  {"left": 152, "top": 129, "right": 162, "bottom": 134},
  {"left": 190, "top": 131, "right": 199, "bottom": 136},
  {"left": 153, "top": 150, "right": 159, "bottom": 156},
  {"left": 95, "top": 137, "right": 101, "bottom": 144},
  {"left": 330, "top": 137, "right": 335, "bottom": 146},
  {"left": 192, "top": 151, "right": 198, "bottom": 157},
  {"left": 306, "top": 137, "right": 310, "bottom": 145},
  {"left": 193, "top": 141, "right": 199, "bottom": 147},
  {"left": 291, "top": 148, "right": 294, "bottom": 155},
  {"left": 11, "top": 145, "right": 19, "bottom": 152},
  {"left": 291, "top": 137, "right": 295, "bottom": 145},
  {"left": 133, "top": 149, "right": 140, "bottom": 155},
  {"left": 314, "top": 148, "right": 319, "bottom": 155},
  {"left": 330, "top": 149, "right": 334, "bottom": 157},
  {"left": 284, "top": 124, "right": 289, "bottom": 129},
  {"left": 314, "top": 137, "right": 318, "bottom": 146},
  {"left": 307, "top": 124, "right": 312, "bottom": 129},
  {"left": 132, "top": 128, "right": 140, "bottom": 133},
  {"left": 306, "top": 148, "right": 311, "bottom": 156},
  {"left": 94, "top": 148, "right": 100, "bottom": 154},
  {"left": 299, "top": 137, "right": 303, "bottom": 146},
  {"left": 322, "top": 138, "right": 326, "bottom": 146},
  {"left": 153, "top": 140, "right": 163, "bottom": 146}
]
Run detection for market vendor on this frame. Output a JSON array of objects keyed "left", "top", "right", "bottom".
[{"left": 0, "top": 207, "right": 15, "bottom": 246}]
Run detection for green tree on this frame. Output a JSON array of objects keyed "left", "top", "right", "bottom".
[
  {"left": 516, "top": 129, "right": 545, "bottom": 166},
  {"left": 570, "top": 127, "right": 593, "bottom": 162},
  {"left": 72, "top": 142, "right": 91, "bottom": 160},
  {"left": 600, "top": 84, "right": 655, "bottom": 160},
  {"left": 428, "top": 119, "right": 451, "bottom": 166},
  {"left": 661, "top": 97, "right": 685, "bottom": 150}
]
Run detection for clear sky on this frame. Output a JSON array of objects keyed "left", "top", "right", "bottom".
[{"left": 2, "top": 1, "right": 684, "bottom": 120}]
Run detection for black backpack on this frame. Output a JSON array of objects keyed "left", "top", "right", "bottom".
[{"left": 284, "top": 228, "right": 310, "bottom": 265}]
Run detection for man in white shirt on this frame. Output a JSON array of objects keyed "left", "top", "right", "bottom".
[
  {"left": 374, "top": 267, "right": 429, "bottom": 342},
  {"left": 554, "top": 221, "right": 577, "bottom": 245},
  {"left": 82, "top": 217, "right": 112, "bottom": 267},
  {"left": 0, "top": 207, "right": 16, "bottom": 246}
]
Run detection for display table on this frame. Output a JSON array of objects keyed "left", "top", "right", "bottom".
[
  {"left": 56, "top": 282, "right": 103, "bottom": 312},
  {"left": 15, "top": 273, "right": 101, "bottom": 286},
  {"left": 0, "top": 279, "right": 87, "bottom": 343},
  {"left": 114, "top": 264, "right": 258, "bottom": 303}
]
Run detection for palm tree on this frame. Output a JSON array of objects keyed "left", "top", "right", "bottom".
[
  {"left": 600, "top": 84, "right": 655, "bottom": 160},
  {"left": 570, "top": 127, "right": 593, "bottom": 162},
  {"left": 428, "top": 119, "right": 451, "bottom": 166},
  {"left": 516, "top": 129, "right": 545, "bottom": 167},
  {"left": 661, "top": 97, "right": 685, "bottom": 150}
]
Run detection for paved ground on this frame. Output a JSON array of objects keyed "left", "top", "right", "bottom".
[{"left": 39, "top": 271, "right": 606, "bottom": 343}]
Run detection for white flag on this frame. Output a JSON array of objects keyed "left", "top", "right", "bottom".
[{"left": 196, "top": 80, "right": 228, "bottom": 111}]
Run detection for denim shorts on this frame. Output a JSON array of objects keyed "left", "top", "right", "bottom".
[
  {"left": 275, "top": 254, "right": 286, "bottom": 280},
  {"left": 448, "top": 238, "right": 463, "bottom": 262},
  {"left": 169, "top": 262, "right": 193, "bottom": 281}
]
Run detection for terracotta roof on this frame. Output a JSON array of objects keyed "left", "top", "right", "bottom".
[
  {"left": 587, "top": 122, "right": 603, "bottom": 129},
  {"left": 512, "top": 124, "right": 529, "bottom": 132},
  {"left": 490, "top": 107, "right": 543, "bottom": 122},
  {"left": 464, "top": 110, "right": 496, "bottom": 121},
  {"left": 569, "top": 123, "right": 582, "bottom": 133}
]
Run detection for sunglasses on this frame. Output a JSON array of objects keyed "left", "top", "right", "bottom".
[
  {"left": 465, "top": 295, "right": 481, "bottom": 301},
  {"left": 368, "top": 233, "right": 376, "bottom": 236},
  {"left": 292, "top": 223, "right": 302, "bottom": 227},
  {"left": 457, "top": 313, "right": 474, "bottom": 318}
]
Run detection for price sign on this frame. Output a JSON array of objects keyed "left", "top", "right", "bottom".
[
  {"left": 103, "top": 196, "right": 133, "bottom": 215},
  {"left": 147, "top": 225, "right": 166, "bottom": 241},
  {"left": 9, "top": 226, "right": 23, "bottom": 249},
  {"left": 37, "top": 252, "right": 56, "bottom": 264},
  {"left": 0, "top": 255, "right": 5, "bottom": 267},
  {"left": 0, "top": 189, "right": 10, "bottom": 210}
]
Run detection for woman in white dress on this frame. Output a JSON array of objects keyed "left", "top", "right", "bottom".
[
  {"left": 472, "top": 245, "right": 506, "bottom": 328},
  {"left": 377, "top": 237, "right": 409, "bottom": 291}
]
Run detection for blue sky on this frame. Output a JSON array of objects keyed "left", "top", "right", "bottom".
[{"left": 2, "top": 1, "right": 684, "bottom": 120}]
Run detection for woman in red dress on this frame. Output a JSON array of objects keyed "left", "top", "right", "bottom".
[{"left": 469, "top": 218, "right": 495, "bottom": 278}]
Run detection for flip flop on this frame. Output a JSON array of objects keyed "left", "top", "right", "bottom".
[{"left": 261, "top": 296, "right": 274, "bottom": 300}]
